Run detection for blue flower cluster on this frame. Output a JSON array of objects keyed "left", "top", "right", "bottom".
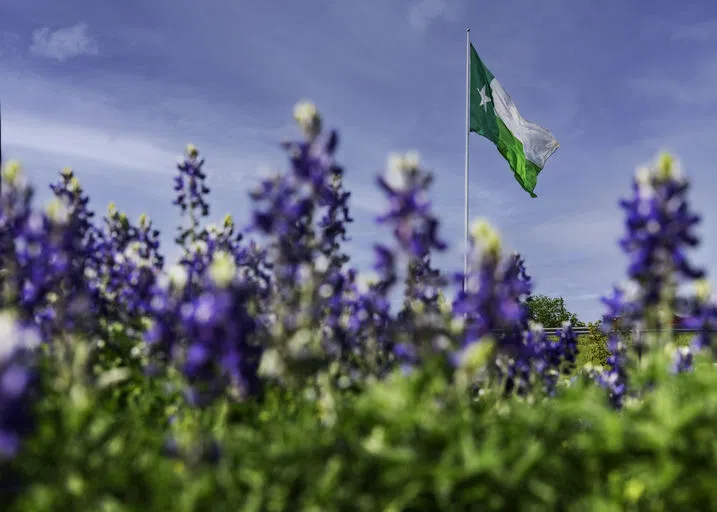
[
  {"left": 0, "top": 312, "right": 39, "bottom": 460},
  {"left": 450, "top": 224, "right": 578, "bottom": 395},
  {"left": 598, "top": 154, "right": 716, "bottom": 407},
  {"left": 1, "top": 104, "right": 716, "bottom": 463},
  {"left": 1, "top": 164, "right": 98, "bottom": 338}
]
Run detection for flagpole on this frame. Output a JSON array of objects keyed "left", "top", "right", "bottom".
[{"left": 463, "top": 28, "right": 470, "bottom": 292}]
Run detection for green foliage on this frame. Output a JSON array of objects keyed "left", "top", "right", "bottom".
[
  {"left": 575, "top": 322, "right": 611, "bottom": 370},
  {"left": 572, "top": 324, "right": 695, "bottom": 373},
  {"left": 11, "top": 342, "right": 717, "bottom": 510},
  {"left": 525, "top": 294, "right": 584, "bottom": 328}
]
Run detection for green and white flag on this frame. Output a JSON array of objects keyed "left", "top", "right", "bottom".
[{"left": 469, "top": 43, "right": 559, "bottom": 197}]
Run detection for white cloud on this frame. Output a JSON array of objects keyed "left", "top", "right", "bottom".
[
  {"left": 0, "top": 65, "right": 389, "bottom": 216},
  {"left": 4, "top": 113, "right": 177, "bottom": 176},
  {"left": 626, "top": 51, "right": 717, "bottom": 108},
  {"left": 29, "top": 22, "right": 98, "bottom": 62},
  {"left": 2, "top": 109, "right": 294, "bottom": 200},
  {"left": 408, "top": 0, "right": 449, "bottom": 32}
]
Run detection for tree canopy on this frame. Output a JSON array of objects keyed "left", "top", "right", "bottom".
[{"left": 525, "top": 294, "right": 584, "bottom": 328}]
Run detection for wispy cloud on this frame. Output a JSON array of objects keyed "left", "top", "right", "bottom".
[
  {"left": 626, "top": 55, "right": 717, "bottom": 107},
  {"left": 408, "top": 0, "right": 449, "bottom": 32},
  {"left": 29, "top": 22, "right": 98, "bottom": 62},
  {"left": 407, "top": 0, "right": 465, "bottom": 32},
  {"left": 4, "top": 112, "right": 177, "bottom": 176}
]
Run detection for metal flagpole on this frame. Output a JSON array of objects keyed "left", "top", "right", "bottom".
[{"left": 463, "top": 28, "right": 470, "bottom": 292}]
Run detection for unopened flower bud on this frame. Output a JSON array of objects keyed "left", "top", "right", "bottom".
[
  {"left": 69, "top": 177, "right": 81, "bottom": 192},
  {"left": 1, "top": 161, "right": 23, "bottom": 185},
  {"left": 385, "top": 151, "right": 420, "bottom": 190},
  {"left": 470, "top": 218, "right": 501, "bottom": 256},
  {"left": 45, "top": 198, "right": 69, "bottom": 224},
  {"left": 208, "top": 251, "right": 236, "bottom": 287},
  {"left": 293, "top": 100, "right": 322, "bottom": 139},
  {"left": 695, "top": 279, "right": 712, "bottom": 303},
  {"left": 186, "top": 144, "right": 199, "bottom": 159},
  {"left": 167, "top": 265, "right": 188, "bottom": 289}
]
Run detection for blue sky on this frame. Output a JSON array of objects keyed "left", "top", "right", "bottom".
[{"left": 1, "top": 0, "right": 716, "bottom": 321}]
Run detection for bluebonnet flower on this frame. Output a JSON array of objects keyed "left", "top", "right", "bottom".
[
  {"left": 133, "top": 213, "right": 164, "bottom": 269},
  {"left": 145, "top": 251, "right": 262, "bottom": 404},
  {"left": 556, "top": 321, "right": 579, "bottom": 368},
  {"left": 371, "top": 151, "right": 451, "bottom": 370},
  {"left": 171, "top": 147, "right": 270, "bottom": 302},
  {"left": 598, "top": 331, "right": 629, "bottom": 408},
  {"left": 617, "top": 154, "right": 703, "bottom": 317},
  {"left": 401, "top": 255, "right": 443, "bottom": 314},
  {"left": 0, "top": 311, "right": 40, "bottom": 460},
  {"left": 95, "top": 207, "right": 164, "bottom": 322},
  {"left": 146, "top": 143, "right": 278, "bottom": 396},
  {"left": 249, "top": 103, "right": 345, "bottom": 276},
  {"left": 242, "top": 239, "right": 273, "bottom": 286},
  {"left": 495, "top": 317, "right": 579, "bottom": 398},
  {"left": 597, "top": 154, "right": 704, "bottom": 406},
  {"left": 451, "top": 222, "right": 550, "bottom": 394},
  {"left": 248, "top": 102, "right": 365, "bottom": 386},
  {"left": 93, "top": 203, "right": 131, "bottom": 274},
  {"left": 1, "top": 163, "right": 98, "bottom": 338},
  {"left": 317, "top": 172, "right": 352, "bottom": 271},
  {"left": 371, "top": 245, "right": 398, "bottom": 293},
  {"left": 512, "top": 252, "right": 532, "bottom": 293},
  {"left": 174, "top": 145, "right": 210, "bottom": 251},
  {"left": 340, "top": 253, "right": 398, "bottom": 378},
  {"left": 147, "top": 104, "right": 364, "bottom": 396},
  {"left": 453, "top": 221, "right": 531, "bottom": 352},
  {"left": 0, "top": 162, "right": 34, "bottom": 309},
  {"left": 310, "top": 169, "right": 355, "bottom": 375},
  {"left": 596, "top": 287, "right": 632, "bottom": 408},
  {"left": 144, "top": 264, "right": 190, "bottom": 371},
  {"left": 206, "top": 216, "right": 243, "bottom": 260},
  {"left": 376, "top": 152, "right": 447, "bottom": 258},
  {"left": 49, "top": 168, "right": 98, "bottom": 255},
  {"left": 531, "top": 322, "right": 579, "bottom": 395},
  {"left": 183, "top": 215, "right": 272, "bottom": 297}
]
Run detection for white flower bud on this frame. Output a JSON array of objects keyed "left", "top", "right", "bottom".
[
  {"left": 168, "top": 265, "right": 189, "bottom": 289},
  {"left": 293, "top": 100, "right": 322, "bottom": 139},
  {"left": 208, "top": 251, "right": 236, "bottom": 287}
]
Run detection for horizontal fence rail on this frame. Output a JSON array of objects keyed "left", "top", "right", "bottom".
[
  {"left": 540, "top": 327, "right": 704, "bottom": 337},
  {"left": 490, "top": 327, "right": 707, "bottom": 338}
]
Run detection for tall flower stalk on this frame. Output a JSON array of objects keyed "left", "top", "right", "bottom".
[
  {"left": 374, "top": 151, "right": 449, "bottom": 370},
  {"left": 599, "top": 154, "right": 706, "bottom": 407}
]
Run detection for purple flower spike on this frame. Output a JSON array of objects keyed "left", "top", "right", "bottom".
[{"left": 0, "top": 312, "right": 40, "bottom": 460}]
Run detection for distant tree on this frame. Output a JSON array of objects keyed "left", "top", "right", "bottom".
[{"left": 524, "top": 294, "right": 585, "bottom": 328}]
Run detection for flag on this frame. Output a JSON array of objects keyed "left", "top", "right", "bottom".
[{"left": 469, "top": 43, "right": 559, "bottom": 197}]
